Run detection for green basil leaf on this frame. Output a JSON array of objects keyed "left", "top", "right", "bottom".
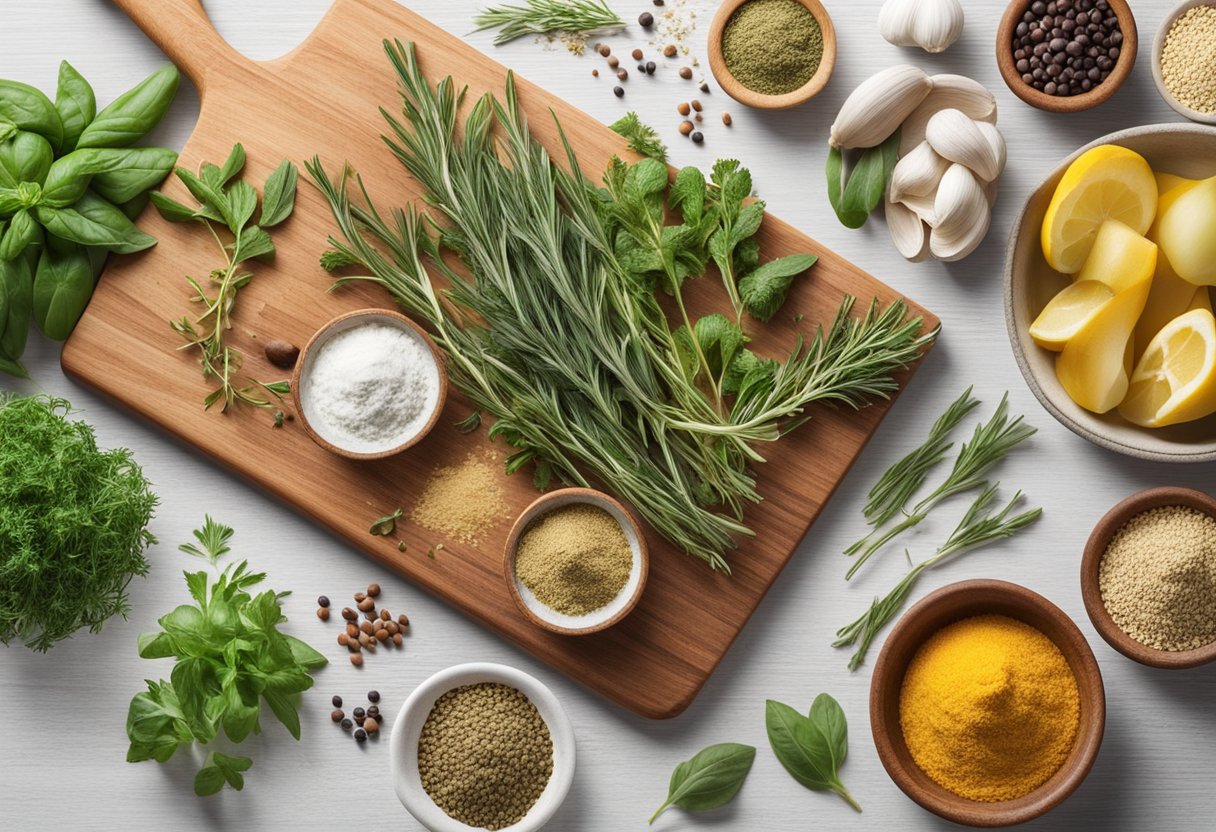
[
  {"left": 0, "top": 188, "right": 20, "bottom": 216},
  {"left": 77, "top": 64, "right": 180, "bottom": 149},
  {"left": 263, "top": 688, "right": 301, "bottom": 740},
  {"left": 120, "top": 192, "right": 150, "bottom": 221},
  {"left": 149, "top": 190, "right": 198, "bottom": 223},
  {"left": 217, "top": 143, "right": 246, "bottom": 186},
  {"left": 0, "top": 80, "right": 63, "bottom": 151},
  {"left": 0, "top": 254, "right": 32, "bottom": 364},
  {"left": 54, "top": 61, "right": 96, "bottom": 153},
  {"left": 0, "top": 130, "right": 54, "bottom": 186},
  {"left": 89, "top": 147, "right": 178, "bottom": 204},
  {"left": 738, "top": 253, "right": 818, "bottom": 322},
  {"left": 258, "top": 159, "right": 298, "bottom": 228},
  {"left": 137, "top": 632, "right": 177, "bottom": 659},
  {"left": 221, "top": 686, "right": 260, "bottom": 744},
  {"left": 766, "top": 698, "right": 862, "bottom": 812},
  {"left": 0, "top": 209, "right": 38, "bottom": 261},
  {"left": 212, "top": 752, "right": 252, "bottom": 790},
  {"left": 809, "top": 693, "right": 849, "bottom": 768},
  {"left": 193, "top": 759, "right": 227, "bottom": 796},
  {"left": 649, "top": 742, "right": 755, "bottom": 823},
  {"left": 33, "top": 242, "right": 93, "bottom": 340},
  {"left": 35, "top": 190, "right": 157, "bottom": 253},
  {"left": 283, "top": 634, "right": 328, "bottom": 670},
  {"left": 0, "top": 119, "right": 15, "bottom": 143},
  {"left": 235, "top": 225, "right": 275, "bottom": 264}
]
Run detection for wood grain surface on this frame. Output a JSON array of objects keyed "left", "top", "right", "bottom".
[{"left": 61, "top": 0, "right": 935, "bottom": 718}]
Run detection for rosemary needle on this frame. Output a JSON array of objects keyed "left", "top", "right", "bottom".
[
  {"left": 473, "top": 0, "right": 625, "bottom": 46},
  {"left": 834, "top": 484, "right": 1043, "bottom": 670},
  {"left": 844, "top": 393, "right": 1035, "bottom": 580}
]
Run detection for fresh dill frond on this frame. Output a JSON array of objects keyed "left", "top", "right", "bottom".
[
  {"left": 473, "top": 0, "right": 625, "bottom": 46},
  {"left": 179, "top": 515, "right": 235, "bottom": 565},
  {"left": 610, "top": 112, "right": 669, "bottom": 162}
]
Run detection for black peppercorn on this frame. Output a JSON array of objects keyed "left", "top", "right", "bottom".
[
  {"left": 613, "top": 86, "right": 624, "bottom": 97},
  {"left": 368, "top": 690, "right": 380, "bottom": 703},
  {"left": 354, "top": 728, "right": 368, "bottom": 743},
  {"left": 691, "top": 131, "right": 703, "bottom": 144},
  {"left": 646, "top": 61, "right": 656, "bottom": 75},
  {"left": 332, "top": 694, "right": 343, "bottom": 708},
  {"left": 639, "top": 12, "right": 654, "bottom": 27},
  {"left": 317, "top": 595, "right": 330, "bottom": 608},
  {"left": 353, "top": 706, "right": 365, "bottom": 719},
  {"left": 341, "top": 718, "right": 353, "bottom": 732}
]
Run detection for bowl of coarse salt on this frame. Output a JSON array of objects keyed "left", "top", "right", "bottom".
[{"left": 294, "top": 308, "right": 447, "bottom": 460}]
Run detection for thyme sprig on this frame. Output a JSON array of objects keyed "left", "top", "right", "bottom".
[
  {"left": 473, "top": 0, "right": 626, "bottom": 45},
  {"left": 834, "top": 484, "right": 1042, "bottom": 670}
]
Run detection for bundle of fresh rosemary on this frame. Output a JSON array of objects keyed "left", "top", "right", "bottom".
[{"left": 308, "top": 40, "right": 936, "bottom": 571}]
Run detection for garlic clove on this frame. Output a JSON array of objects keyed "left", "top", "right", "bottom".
[
  {"left": 878, "top": 0, "right": 920, "bottom": 47},
  {"left": 930, "top": 205, "right": 991, "bottom": 261},
  {"left": 890, "top": 141, "right": 949, "bottom": 201},
  {"left": 900, "top": 191, "right": 938, "bottom": 227},
  {"left": 925, "top": 109, "right": 1002, "bottom": 182},
  {"left": 886, "top": 196, "right": 931, "bottom": 261},
  {"left": 975, "top": 121, "right": 1007, "bottom": 181},
  {"left": 898, "top": 76, "right": 997, "bottom": 154},
  {"left": 829, "top": 65, "right": 933, "bottom": 149},
  {"left": 910, "top": 0, "right": 965, "bottom": 53},
  {"left": 933, "top": 163, "right": 987, "bottom": 239}
]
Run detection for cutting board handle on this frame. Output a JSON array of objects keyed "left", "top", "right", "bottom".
[{"left": 111, "top": 0, "right": 242, "bottom": 87}]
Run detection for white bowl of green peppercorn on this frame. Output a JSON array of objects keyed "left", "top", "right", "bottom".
[{"left": 390, "top": 662, "right": 576, "bottom": 832}]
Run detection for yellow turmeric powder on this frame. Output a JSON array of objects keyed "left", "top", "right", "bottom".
[{"left": 898, "top": 614, "right": 1080, "bottom": 802}]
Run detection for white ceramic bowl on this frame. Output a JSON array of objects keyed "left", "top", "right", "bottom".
[
  {"left": 390, "top": 663, "right": 576, "bottom": 832},
  {"left": 1005, "top": 123, "right": 1216, "bottom": 462},
  {"left": 1151, "top": 0, "right": 1216, "bottom": 125},
  {"left": 504, "top": 488, "right": 649, "bottom": 636}
]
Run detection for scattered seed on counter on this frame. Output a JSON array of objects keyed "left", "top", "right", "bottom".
[
  {"left": 607, "top": 55, "right": 620, "bottom": 68},
  {"left": 640, "top": 12, "right": 655, "bottom": 27},
  {"left": 690, "top": 99, "right": 702, "bottom": 111},
  {"left": 679, "top": 120, "right": 694, "bottom": 135},
  {"left": 368, "top": 690, "right": 380, "bottom": 703},
  {"left": 368, "top": 583, "right": 381, "bottom": 598},
  {"left": 263, "top": 339, "right": 300, "bottom": 369},
  {"left": 399, "top": 614, "right": 410, "bottom": 628},
  {"left": 722, "top": 111, "right": 733, "bottom": 125},
  {"left": 679, "top": 66, "right": 693, "bottom": 79},
  {"left": 617, "top": 69, "right": 629, "bottom": 81},
  {"left": 678, "top": 101, "right": 691, "bottom": 115},
  {"left": 632, "top": 48, "right": 644, "bottom": 60},
  {"left": 351, "top": 653, "right": 363, "bottom": 667},
  {"left": 613, "top": 85, "right": 625, "bottom": 97},
  {"left": 331, "top": 709, "right": 344, "bottom": 722},
  {"left": 597, "top": 43, "right": 610, "bottom": 57},
  {"left": 345, "top": 623, "right": 358, "bottom": 638},
  {"left": 664, "top": 44, "right": 677, "bottom": 57},
  {"left": 691, "top": 131, "right": 704, "bottom": 143},
  {"left": 700, "top": 81, "right": 711, "bottom": 93},
  {"left": 355, "top": 728, "right": 368, "bottom": 743},
  {"left": 645, "top": 60, "right": 657, "bottom": 74},
  {"left": 341, "top": 717, "right": 353, "bottom": 732},
  {"left": 333, "top": 695, "right": 343, "bottom": 708},
  {"left": 316, "top": 606, "right": 330, "bottom": 621},
  {"left": 654, "top": 0, "right": 665, "bottom": 5},
  {"left": 365, "top": 718, "right": 379, "bottom": 735},
  {"left": 318, "top": 595, "right": 330, "bottom": 608},
  {"left": 695, "top": 114, "right": 703, "bottom": 122}
]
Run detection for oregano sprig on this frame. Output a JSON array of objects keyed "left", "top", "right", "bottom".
[{"left": 150, "top": 144, "right": 298, "bottom": 414}]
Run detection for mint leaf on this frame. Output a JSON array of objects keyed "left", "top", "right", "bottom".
[
  {"left": 258, "top": 159, "right": 298, "bottom": 228},
  {"left": 739, "top": 254, "right": 817, "bottom": 322}
]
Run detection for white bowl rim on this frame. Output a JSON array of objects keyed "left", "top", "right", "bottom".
[
  {"left": 1003, "top": 122, "right": 1216, "bottom": 463},
  {"left": 389, "top": 662, "right": 576, "bottom": 832},
  {"left": 1150, "top": 0, "right": 1216, "bottom": 125}
]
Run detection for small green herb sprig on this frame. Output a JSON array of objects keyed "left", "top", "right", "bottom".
[
  {"left": 473, "top": 0, "right": 626, "bottom": 45},
  {"left": 826, "top": 131, "right": 900, "bottom": 229},
  {"left": 766, "top": 693, "right": 861, "bottom": 812},
  {"left": 150, "top": 144, "right": 297, "bottom": 413},
  {"left": 650, "top": 742, "right": 756, "bottom": 824},
  {"left": 610, "top": 112, "right": 668, "bottom": 163},
  {"left": 125, "top": 516, "right": 327, "bottom": 796}
]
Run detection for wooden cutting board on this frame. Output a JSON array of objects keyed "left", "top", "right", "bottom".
[{"left": 63, "top": 0, "right": 937, "bottom": 718}]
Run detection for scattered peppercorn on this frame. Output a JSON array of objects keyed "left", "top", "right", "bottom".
[
  {"left": 398, "top": 614, "right": 410, "bottom": 628},
  {"left": 597, "top": 44, "right": 611, "bottom": 57},
  {"left": 691, "top": 131, "right": 704, "bottom": 143},
  {"left": 354, "top": 728, "right": 368, "bottom": 743},
  {"left": 614, "top": 86, "right": 625, "bottom": 97},
  {"left": 639, "top": 12, "right": 655, "bottom": 27},
  {"left": 632, "top": 48, "right": 644, "bottom": 60},
  {"left": 700, "top": 82, "right": 711, "bottom": 93},
  {"left": 690, "top": 99, "right": 703, "bottom": 111},
  {"left": 318, "top": 595, "right": 330, "bottom": 608},
  {"left": 592, "top": 68, "right": 599, "bottom": 77},
  {"left": 351, "top": 654, "right": 364, "bottom": 667},
  {"left": 722, "top": 112, "right": 733, "bottom": 125},
  {"left": 654, "top": 0, "right": 664, "bottom": 5},
  {"left": 607, "top": 55, "right": 620, "bottom": 68},
  {"left": 677, "top": 102, "right": 691, "bottom": 115},
  {"left": 341, "top": 717, "right": 354, "bottom": 731},
  {"left": 1011, "top": 0, "right": 1121, "bottom": 97},
  {"left": 679, "top": 120, "right": 694, "bottom": 135},
  {"left": 364, "top": 718, "right": 379, "bottom": 735},
  {"left": 618, "top": 69, "right": 629, "bottom": 81},
  {"left": 331, "top": 709, "right": 344, "bottom": 722},
  {"left": 316, "top": 607, "right": 330, "bottom": 621},
  {"left": 664, "top": 44, "right": 677, "bottom": 57},
  {"left": 263, "top": 339, "right": 300, "bottom": 369},
  {"left": 645, "top": 60, "right": 657, "bottom": 74},
  {"left": 392, "top": 633, "right": 404, "bottom": 646},
  {"left": 679, "top": 66, "right": 693, "bottom": 79},
  {"left": 333, "top": 695, "right": 343, "bottom": 708}
]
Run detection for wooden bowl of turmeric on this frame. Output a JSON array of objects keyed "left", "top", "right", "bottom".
[{"left": 870, "top": 579, "right": 1105, "bottom": 827}]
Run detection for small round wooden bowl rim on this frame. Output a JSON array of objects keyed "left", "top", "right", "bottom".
[
  {"left": 1150, "top": 0, "right": 1216, "bottom": 125},
  {"left": 870, "top": 579, "right": 1106, "bottom": 828},
  {"left": 707, "top": 0, "right": 837, "bottom": 110},
  {"left": 291, "top": 307, "right": 449, "bottom": 461},
  {"left": 1080, "top": 486, "right": 1216, "bottom": 668},
  {"left": 503, "top": 487, "right": 650, "bottom": 636},
  {"left": 995, "top": 0, "right": 1138, "bottom": 113}
]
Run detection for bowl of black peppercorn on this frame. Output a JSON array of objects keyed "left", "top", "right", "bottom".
[{"left": 997, "top": 0, "right": 1137, "bottom": 113}]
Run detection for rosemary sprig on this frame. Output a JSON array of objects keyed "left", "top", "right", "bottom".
[
  {"left": 473, "top": 0, "right": 625, "bottom": 45},
  {"left": 844, "top": 393, "right": 1035, "bottom": 580},
  {"left": 834, "top": 484, "right": 1042, "bottom": 670},
  {"left": 845, "top": 387, "right": 980, "bottom": 556}
]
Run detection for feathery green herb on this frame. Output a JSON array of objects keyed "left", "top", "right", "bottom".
[
  {"left": 474, "top": 0, "right": 626, "bottom": 45},
  {"left": 610, "top": 112, "right": 668, "bottom": 162},
  {"left": 125, "top": 519, "right": 327, "bottom": 796},
  {"left": 0, "top": 394, "right": 157, "bottom": 651},
  {"left": 845, "top": 393, "right": 1035, "bottom": 579},
  {"left": 151, "top": 145, "right": 297, "bottom": 414},
  {"left": 834, "top": 484, "right": 1042, "bottom": 670},
  {"left": 308, "top": 40, "right": 935, "bottom": 570}
]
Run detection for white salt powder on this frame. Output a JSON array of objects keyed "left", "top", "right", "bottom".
[{"left": 301, "top": 321, "right": 440, "bottom": 453}]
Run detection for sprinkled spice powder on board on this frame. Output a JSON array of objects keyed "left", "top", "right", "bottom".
[
  {"left": 514, "top": 504, "right": 632, "bottom": 615},
  {"left": 1099, "top": 505, "right": 1216, "bottom": 651},
  {"left": 722, "top": 0, "right": 823, "bottom": 96},
  {"left": 1160, "top": 5, "right": 1216, "bottom": 114},
  {"left": 899, "top": 614, "right": 1079, "bottom": 802},
  {"left": 418, "top": 682, "right": 554, "bottom": 830},
  {"left": 411, "top": 451, "right": 509, "bottom": 544}
]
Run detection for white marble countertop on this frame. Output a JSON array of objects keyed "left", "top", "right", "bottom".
[{"left": 3, "top": 0, "right": 1215, "bottom": 829}]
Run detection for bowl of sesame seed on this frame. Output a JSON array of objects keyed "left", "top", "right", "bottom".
[{"left": 1152, "top": 0, "right": 1216, "bottom": 124}]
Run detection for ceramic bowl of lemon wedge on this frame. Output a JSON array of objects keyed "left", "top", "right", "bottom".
[{"left": 1005, "top": 123, "right": 1216, "bottom": 462}]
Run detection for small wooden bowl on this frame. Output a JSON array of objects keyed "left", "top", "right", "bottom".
[
  {"left": 1080, "top": 486, "right": 1216, "bottom": 668},
  {"left": 707, "top": 0, "right": 836, "bottom": 110},
  {"left": 996, "top": 0, "right": 1137, "bottom": 113},
  {"left": 1151, "top": 0, "right": 1216, "bottom": 125},
  {"left": 870, "top": 579, "right": 1105, "bottom": 827},
  {"left": 293, "top": 308, "right": 448, "bottom": 460},
  {"left": 504, "top": 488, "right": 648, "bottom": 636}
]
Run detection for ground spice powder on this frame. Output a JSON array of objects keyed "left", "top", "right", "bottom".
[
  {"left": 1099, "top": 505, "right": 1216, "bottom": 651},
  {"left": 514, "top": 504, "right": 632, "bottom": 615},
  {"left": 418, "top": 682, "right": 554, "bottom": 830},
  {"left": 1161, "top": 5, "right": 1216, "bottom": 115},
  {"left": 899, "top": 614, "right": 1080, "bottom": 802},
  {"left": 722, "top": 0, "right": 823, "bottom": 96},
  {"left": 411, "top": 451, "right": 509, "bottom": 545}
]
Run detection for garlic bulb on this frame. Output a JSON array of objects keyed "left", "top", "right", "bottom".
[
  {"left": 886, "top": 197, "right": 931, "bottom": 262},
  {"left": 878, "top": 0, "right": 965, "bottom": 53},
  {"left": 925, "top": 109, "right": 1003, "bottom": 182},
  {"left": 890, "top": 141, "right": 949, "bottom": 201},
  {"left": 828, "top": 65, "right": 932, "bottom": 149}
]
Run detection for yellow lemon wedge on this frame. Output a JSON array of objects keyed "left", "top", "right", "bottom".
[
  {"left": 1075, "top": 219, "right": 1157, "bottom": 294},
  {"left": 1041, "top": 145, "right": 1158, "bottom": 274},
  {"left": 1057, "top": 284, "right": 1150, "bottom": 413},
  {"left": 1154, "top": 172, "right": 1194, "bottom": 196},
  {"left": 1118, "top": 308, "right": 1216, "bottom": 427},
  {"left": 1135, "top": 182, "right": 1205, "bottom": 360},
  {"left": 1030, "top": 280, "right": 1115, "bottom": 351},
  {"left": 1156, "top": 176, "right": 1216, "bottom": 286}
]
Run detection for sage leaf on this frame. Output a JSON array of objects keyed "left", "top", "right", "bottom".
[
  {"left": 649, "top": 742, "right": 756, "bottom": 823},
  {"left": 54, "top": 61, "right": 96, "bottom": 153},
  {"left": 766, "top": 697, "right": 861, "bottom": 812},
  {"left": 738, "top": 253, "right": 818, "bottom": 322},
  {"left": 258, "top": 159, "right": 298, "bottom": 228},
  {"left": 77, "top": 65, "right": 180, "bottom": 149}
]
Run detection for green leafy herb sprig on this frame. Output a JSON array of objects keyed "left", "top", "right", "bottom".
[
  {"left": 125, "top": 517, "right": 327, "bottom": 796},
  {"left": 0, "top": 62, "right": 181, "bottom": 376},
  {"left": 766, "top": 694, "right": 861, "bottom": 812},
  {"left": 834, "top": 484, "right": 1042, "bottom": 669},
  {"left": 473, "top": 0, "right": 626, "bottom": 45},
  {"left": 610, "top": 112, "right": 668, "bottom": 163},
  {"left": 150, "top": 144, "right": 297, "bottom": 413},
  {"left": 826, "top": 131, "right": 899, "bottom": 229},
  {"left": 0, "top": 394, "right": 157, "bottom": 651},
  {"left": 650, "top": 742, "right": 756, "bottom": 824}
]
